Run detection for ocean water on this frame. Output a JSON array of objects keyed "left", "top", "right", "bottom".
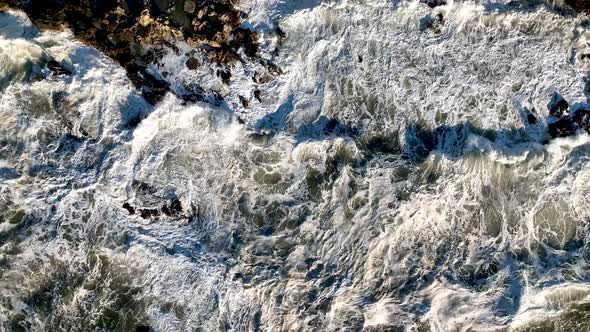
[{"left": 1, "top": 1, "right": 590, "bottom": 331}]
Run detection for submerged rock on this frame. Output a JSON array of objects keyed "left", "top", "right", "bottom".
[{"left": 420, "top": 12, "right": 445, "bottom": 33}]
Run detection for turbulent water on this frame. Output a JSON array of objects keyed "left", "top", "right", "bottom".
[{"left": 3, "top": 0, "right": 590, "bottom": 331}]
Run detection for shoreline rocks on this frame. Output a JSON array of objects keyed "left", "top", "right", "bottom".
[{"left": 1, "top": 0, "right": 261, "bottom": 104}]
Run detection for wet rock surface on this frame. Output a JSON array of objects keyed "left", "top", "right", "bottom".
[
  {"left": 546, "top": 92, "right": 590, "bottom": 138},
  {"left": 548, "top": 91, "right": 569, "bottom": 116},
  {"left": 1, "top": 0, "right": 262, "bottom": 104},
  {"left": 565, "top": 0, "right": 590, "bottom": 13},
  {"left": 123, "top": 198, "right": 184, "bottom": 220}
]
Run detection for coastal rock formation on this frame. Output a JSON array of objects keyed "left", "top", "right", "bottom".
[
  {"left": 1, "top": 0, "right": 260, "bottom": 104},
  {"left": 546, "top": 92, "right": 590, "bottom": 138},
  {"left": 565, "top": 0, "right": 590, "bottom": 13}
]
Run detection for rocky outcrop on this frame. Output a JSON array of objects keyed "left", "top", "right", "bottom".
[
  {"left": 546, "top": 92, "right": 590, "bottom": 139},
  {"left": 547, "top": 91, "right": 569, "bottom": 117},
  {"left": 1, "top": 0, "right": 261, "bottom": 104},
  {"left": 565, "top": 0, "right": 590, "bottom": 13},
  {"left": 123, "top": 198, "right": 184, "bottom": 220}
]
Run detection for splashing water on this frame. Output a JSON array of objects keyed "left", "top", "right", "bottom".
[{"left": 2, "top": 0, "right": 590, "bottom": 331}]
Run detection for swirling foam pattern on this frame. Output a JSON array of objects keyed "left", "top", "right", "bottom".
[{"left": 2, "top": 1, "right": 590, "bottom": 331}]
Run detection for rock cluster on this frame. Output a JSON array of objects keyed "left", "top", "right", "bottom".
[
  {"left": 1, "top": 0, "right": 260, "bottom": 104},
  {"left": 122, "top": 198, "right": 184, "bottom": 220},
  {"left": 546, "top": 92, "right": 590, "bottom": 138}
]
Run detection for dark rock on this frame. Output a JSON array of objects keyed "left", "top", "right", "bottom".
[
  {"left": 565, "top": 0, "right": 590, "bottom": 13},
  {"left": 230, "top": 27, "right": 258, "bottom": 58},
  {"left": 239, "top": 95, "right": 249, "bottom": 108},
  {"left": 161, "top": 204, "right": 171, "bottom": 216},
  {"left": 266, "top": 61, "right": 283, "bottom": 75},
  {"left": 136, "top": 325, "right": 152, "bottom": 332},
  {"left": 161, "top": 198, "right": 182, "bottom": 216},
  {"left": 139, "top": 208, "right": 160, "bottom": 219},
  {"left": 217, "top": 68, "right": 231, "bottom": 84},
  {"left": 547, "top": 116, "right": 574, "bottom": 138},
  {"left": 253, "top": 89, "right": 261, "bottom": 102},
  {"left": 420, "top": 13, "right": 445, "bottom": 33},
  {"left": 123, "top": 198, "right": 182, "bottom": 220},
  {"left": 3, "top": 0, "right": 262, "bottom": 105},
  {"left": 571, "top": 106, "right": 590, "bottom": 132},
  {"left": 122, "top": 202, "right": 135, "bottom": 215},
  {"left": 126, "top": 64, "right": 170, "bottom": 105},
  {"left": 185, "top": 57, "right": 200, "bottom": 70},
  {"left": 420, "top": 0, "right": 447, "bottom": 8},
  {"left": 47, "top": 59, "right": 72, "bottom": 76},
  {"left": 170, "top": 198, "right": 182, "bottom": 213},
  {"left": 547, "top": 92, "right": 569, "bottom": 116},
  {"left": 527, "top": 113, "right": 538, "bottom": 124}
]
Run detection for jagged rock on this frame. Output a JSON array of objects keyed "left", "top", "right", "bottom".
[
  {"left": 565, "top": 0, "right": 590, "bottom": 13},
  {"left": 548, "top": 116, "right": 574, "bottom": 138},
  {"left": 139, "top": 208, "right": 161, "bottom": 219},
  {"left": 122, "top": 203, "right": 135, "bottom": 215},
  {"left": 547, "top": 91, "right": 569, "bottom": 116},
  {"left": 239, "top": 95, "right": 249, "bottom": 108},
  {"left": 123, "top": 198, "right": 183, "bottom": 220},
  {"left": 571, "top": 106, "right": 590, "bottom": 131},
  {"left": 544, "top": 91, "right": 590, "bottom": 138},
  {"left": 3, "top": 0, "right": 261, "bottom": 104},
  {"left": 161, "top": 198, "right": 182, "bottom": 217},
  {"left": 47, "top": 60, "right": 72, "bottom": 76},
  {"left": 527, "top": 112, "right": 538, "bottom": 124},
  {"left": 216, "top": 68, "right": 231, "bottom": 84},
  {"left": 253, "top": 89, "right": 261, "bottom": 102}
]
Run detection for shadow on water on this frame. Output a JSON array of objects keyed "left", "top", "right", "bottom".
[
  {"left": 253, "top": 94, "right": 361, "bottom": 145},
  {"left": 252, "top": 89, "right": 590, "bottom": 164},
  {"left": 254, "top": 94, "right": 294, "bottom": 133},
  {"left": 401, "top": 91, "right": 590, "bottom": 163}
]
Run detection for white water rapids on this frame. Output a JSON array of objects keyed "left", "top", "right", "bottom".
[{"left": 2, "top": 0, "right": 590, "bottom": 331}]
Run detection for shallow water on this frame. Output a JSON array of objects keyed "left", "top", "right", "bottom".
[{"left": 2, "top": 1, "right": 590, "bottom": 331}]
